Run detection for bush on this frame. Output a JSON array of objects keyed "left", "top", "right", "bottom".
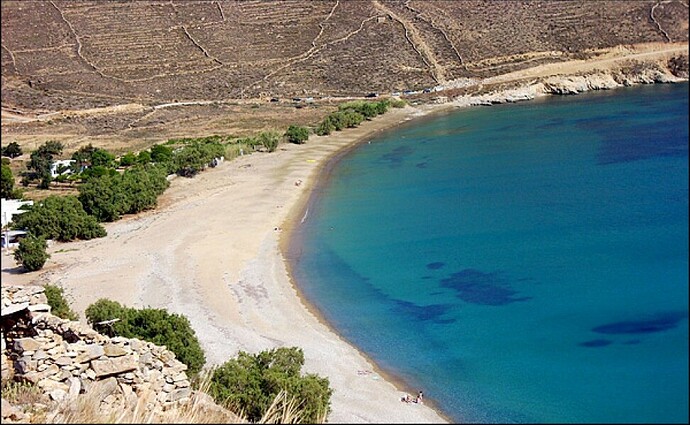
[
  {"left": 11, "top": 195, "right": 106, "bottom": 242},
  {"left": 1, "top": 142, "right": 23, "bottom": 158},
  {"left": 258, "top": 131, "right": 280, "bottom": 152},
  {"left": 315, "top": 120, "right": 335, "bottom": 136},
  {"left": 118, "top": 152, "right": 137, "bottom": 167},
  {"left": 14, "top": 234, "right": 49, "bottom": 272},
  {"left": 150, "top": 144, "right": 173, "bottom": 163},
  {"left": 284, "top": 125, "right": 310, "bottom": 144},
  {"left": 208, "top": 347, "right": 332, "bottom": 423},
  {"left": 44, "top": 284, "right": 78, "bottom": 320},
  {"left": 85, "top": 299, "right": 206, "bottom": 376}
]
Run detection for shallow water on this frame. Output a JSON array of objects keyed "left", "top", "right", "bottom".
[{"left": 289, "top": 83, "right": 689, "bottom": 423}]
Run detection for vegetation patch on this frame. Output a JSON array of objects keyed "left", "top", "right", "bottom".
[{"left": 85, "top": 299, "right": 206, "bottom": 377}]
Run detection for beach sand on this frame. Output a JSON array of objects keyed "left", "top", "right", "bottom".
[{"left": 1, "top": 105, "right": 450, "bottom": 423}]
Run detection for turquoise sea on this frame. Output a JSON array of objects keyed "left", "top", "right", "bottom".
[{"left": 288, "top": 82, "right": 689, "bottom": 423}]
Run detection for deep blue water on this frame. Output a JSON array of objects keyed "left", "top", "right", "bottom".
[{"left": 288, "top": 83, "right": 689, "bottom": 423}]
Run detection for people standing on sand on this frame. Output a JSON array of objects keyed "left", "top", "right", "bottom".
[{"left": 417, "top": 390, "right": 423, "bottom": 404}]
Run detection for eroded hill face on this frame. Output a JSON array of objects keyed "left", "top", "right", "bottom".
[{"left": 2, "top": 0, "right": 688, "bottom": 112}]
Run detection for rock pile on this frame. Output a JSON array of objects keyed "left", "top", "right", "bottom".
[{"left": 1, "top": 285, "right": 194, "bottom": 422}]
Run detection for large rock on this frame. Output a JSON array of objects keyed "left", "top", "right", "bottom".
[
  {"left": 75, "top": 345, "right": 105, "bottom": 363},
  {"left": 14, "top": 338, "right": 41, "bottom": 353},
  {"left": 91, "top": 356, "right": 137, "bottom": 378}
]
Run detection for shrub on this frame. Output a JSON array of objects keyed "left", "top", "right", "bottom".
[
  {"left": 14, "top": 234, "right": 49, "bottom": 272},
  {"left": 118, "top": 152, "right": 137, "bottom": 167},
  {"left": 258, "top": 131, "right": 280, "bottom": 152},
  {"left": 315, "top": 120, "right": 335, "bottom": 136},
  {"left": 137, "top": 150, "right": 152, "bottom": 164},
  {"left": 85, "top": 299, "right": 206, "bottom": 376},
  {"left": 208, "top": 347, "right": 332, "bottom": 423},
  {"left": 150, "top": 144, "right": 173, "bottom": 163},
  {"left": 1, "top": 142, "right": 23, "bottom": 158},
  {"left": 284, "top": 125, "right": 310, "bottom": 144},
  {"left": 11, "top": 195, "right": 106, "bottom": 242},
  {"left": 44, "top": 284, "right": 78, "bottom": 320}
]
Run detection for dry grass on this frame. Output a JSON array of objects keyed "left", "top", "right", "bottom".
[{"left": 3, "top": 371, "right": 323, "bottom": 424}]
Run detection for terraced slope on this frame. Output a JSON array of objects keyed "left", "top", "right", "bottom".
[{"left": 2, "top": 0, "right": 687, "bottom": 113}]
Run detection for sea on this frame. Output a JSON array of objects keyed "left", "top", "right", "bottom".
[{"left": 287, "top": 82, "right": 689, "bottom": 423}]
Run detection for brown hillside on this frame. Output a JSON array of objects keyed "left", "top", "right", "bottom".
[
  {"left": 2, "top": 0, "right": 688, "bottom": 110},
  {"left": 1, "top": 1, "right": 687, "bottom": 155}
]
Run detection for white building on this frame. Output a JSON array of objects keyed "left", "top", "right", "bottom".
[
  {"left": 1, "top": 198, "right": 33, "bottom": 228},
  {"left": 50, "top": 159, "right": 76, "bottom": 178}
]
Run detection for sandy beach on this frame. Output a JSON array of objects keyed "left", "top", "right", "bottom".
[{"left": 1, "top": 105, "right": 451, "bottom": 423}]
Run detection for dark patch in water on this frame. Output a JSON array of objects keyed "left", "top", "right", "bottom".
[
  {"left": 439, "top": 268, "right": 531, "bottom": 306},
  {"left": 421, "top": 275, "right": 433, "bottom": 280},
  {"left": 576, "top": 116, "right": 688, "bottom": 165},
  {"left": 392, "top": 299, "right": 455, "bottom": 324},
  {"left": 592, "top": 311, "right": 688, "bottom": 335},
  {"left": 578, "top": 339, "right": 612, "bottom": 348},
  {"left": 379, "top": 146, "right": 415, "bottom": 168},
  {"left": 426, "top": 262, "right": 445, "bottom": 270},
  {"left": 415, "top": 162, "right": 428, "bottom": 168},
  {"left": 623, "top": 339, "right": 641, "bottom": 345}
]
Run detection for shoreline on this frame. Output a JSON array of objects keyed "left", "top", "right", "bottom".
[{"left": 1, "top": 46, "right": 687, "bottom": 423}]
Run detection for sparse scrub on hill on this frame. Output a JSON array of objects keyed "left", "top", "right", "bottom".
[
  {"left": 11, "top": 195, "right": 106, "bottom": 242},
  {"left": 208, "top": 347, "right": 332, "bottom": 424},
  {"left": 85, "top": 299, "right": 206, "bottom": 376},
  {"left": 44, "top": 284, "right": 78, "bottom": 320},
  {"left": 284, "top": 125, "right": 310, "bottom": 144},
  {"left": 78, "top": 164, "right": 169, "bottom": 222},
  {"left": 390, "top": 99, "right": 407, "bottom": 108},
  {"left": 14, "top": 234, "right": 50, "bottom": 272}
]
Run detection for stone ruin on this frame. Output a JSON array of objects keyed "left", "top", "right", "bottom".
[{"left": 0, "top": 285, "right": 202, "bottom": 422}]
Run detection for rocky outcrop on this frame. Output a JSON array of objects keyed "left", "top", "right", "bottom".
[
  {"left": 448, "top": 59, "right": 686, "bottom": 108},
  {"left": 1, "top": 285, "right": 221, "bottom": 423}
]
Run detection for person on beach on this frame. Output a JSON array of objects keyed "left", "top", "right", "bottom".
[
  {"left": 402, "top": 393, "right": 411, "bottom": 403},
  {"left": 417, "top": 390, "right": 424, "bottom": 404}
]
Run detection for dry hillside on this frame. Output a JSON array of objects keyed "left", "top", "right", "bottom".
[{"left": 1, "top": 0, "right": 688, "bottom": 150}]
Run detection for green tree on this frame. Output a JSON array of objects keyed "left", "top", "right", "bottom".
[
  {"left": 1, "top": 142, "right": 23, "bottom": 158},
  {"left": 208, "top": 347, "right": 332, "bottom": 423},
  {"left": 85, "top": 299, "right": 206, "bottom": 376},
  {"left": 28, "top": 140, "right": 63, "bottom": 189},
  {"left": 14, "top": 234, "right": 49, "bottom": 272},
  {"left": 78, "top": 165, "right": 168, "bottom": 222},
  {"left": 284, "top": 125, "right": 310, "bottom": 144},
  {"left": 44, "top": 284, "right": 78, "bottom": 320},
  {"left": 11, "top": 195, "right": 107, "bottom": 241},
  {"left": 1, "top": 159, "right": 15, "bottom": 198}
]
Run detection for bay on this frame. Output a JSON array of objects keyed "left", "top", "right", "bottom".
[{"left": 289, "top": 82, "right": 689, "bottom": 423}]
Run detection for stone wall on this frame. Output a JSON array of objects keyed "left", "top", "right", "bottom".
[{"left": 1, "top": 285, "right": 196, "bottom": 422}]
